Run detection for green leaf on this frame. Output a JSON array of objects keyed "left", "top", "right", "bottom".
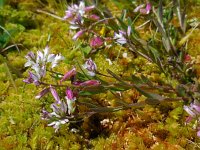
[
  {"left": 81, "top": 45, "right": 92, "bottom": 55},
  {"left": 131, "top": 74, "right": 143, "bottom": 84},
  {"left": 0, "top": 0, "right": 5, "bottom": 8},
  {"left": 116, "top": 17, "right": 127, "bottom": 30},
  {"left": 145, "top": 98, "right": 160, "bottom": 105}
]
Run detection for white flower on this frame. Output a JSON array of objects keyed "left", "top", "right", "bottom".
[
  {"left": 122, "top": 52, "right": 128, "bottom": 58},
  {"left": 82, "top": 58, "right": 97, "bottom": 76},
  {"left": 114, "top": 31, "right": 127, "bottom": 45},
  {"left": 48, "top": 119, "right": 69, "bottom": 132},
  {"left": 51, "top": 54, "right": 65, "bottom": 68},
  {"left": 24, "top": 51, "right": 36, "bottom": 67}
]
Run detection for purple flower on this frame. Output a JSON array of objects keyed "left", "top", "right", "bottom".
[
  {"left": 89, "top": 14, "right": 100, "bottom": 21},
  {"left": 24, "top": 46, "right": 64, "bottom": 83},
  {"left": 63, "top": 1, "right": 95, "bottom": 21},
  {"left": 24, "top": 51, "right": 36, "bottom": 67},
  {"left": 23, "top": 71, "right": 40, "bottom": 85},
  {"left": 184, "top": 100, "right": 200, "bottom": 119},
  {"left": 66, "top": 88, "right": 75, "bottom": 100},
  {"left": 41, "top": 109, "right": 52, "bottom": 120},
  {"left": 65, "top": 88, "right": 76, "bottom": 115},
  {"left": 90, "top": 37, "right": 104, "bottom": 49},
  {"left": 114, "top": 30, "right": 127, "bottom": 45},
  {"left": 50, "top": 86, "right": 61, "bottom": 104},
  {"left": 134, "top": 2, "right": 151, "bottom": 15},
  {"left": 72, "top": 30, "right": 85, "bottom": 40},
  {"left": 35, "top": 87, "right": 50, "bottom": 99},
  {"left": 197, "top": 130, "right": 200, "bottom": 137},
  {"left": 82, "top": 58, "right": 97, "bottom": 76},
  {"left": 60, "top": 67, "right": 76, "bottom": 83},
  {"left": 184, "top": 100, "right": 200, "bottom": 137}
]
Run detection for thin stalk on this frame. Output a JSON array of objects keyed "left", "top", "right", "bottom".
[{"left": 4, "top": 62, "right": 17, "bottom": 92}]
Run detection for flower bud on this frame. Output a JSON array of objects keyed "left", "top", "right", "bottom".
[
  {"left": 23, "top": 71, "right": 40, "bottom": 85},
  {"left": 65, "top": 88, "right": 76, "bottom": 115},
  {"left": 66, "top": 88, "right": 75, "bottom": 100},
  {"left": 60, "top": 68, "right": 76, "bottom": 83},
  {"left": 89, "top": 14, "right": 100, "bottom": 21},
  {"left": 35, "top": 87, "right": 50, "bottom": 99},
  {"left": 72, "top": 30, "right": 85, "bottom": 40},
  {"left": 90, "top": 37, "right": 104, "bottom": 49},
  {"left": 84, "top": 5, "right": 95, "bottom": 12},
  {"left": 50, "top": 86, "right": 61, "bottom": 104},
  {"left": 83, "top": 58, "right": 97, "bottom": 76}
]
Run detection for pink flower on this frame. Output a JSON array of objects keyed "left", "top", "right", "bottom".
[
  {"left": 83, "top": 58, "right": 97, "bottom": 76},
  {"left": 66, "top": 88, "right": 75, "bottom": 100},
  {"left": 60, "top": 68, "right": 76, "bottom": 83},
  {"left": 73, "top": 80, "right": 101, "bottom": 86},
  {"left": 50, "top": 86, "right": 61, "bottom": 104},
  {"left": 89, "top": 14, "right": 100, "bottom": 21},
  {"left": 134, "top": 2, "right": 151, "bottom": 15},
  {"left": 90, "top": 37, "right": 104, "bottom": 48},
  {"left": 63, "top": 1, "right": 95, "bottom": 21},
  {"left": 184, "top": 100, "right": 200, "bottom": 121},
  {"left": 72, "top": 30, "right": 85, "bottom": 40},
  {"left": 65, "top": 88, "right": 76, "bottom": 115}
]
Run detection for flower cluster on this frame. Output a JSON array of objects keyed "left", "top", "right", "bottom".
[
  {"left": 184, "top": 100, "right": 200, "bottom": 137},
  {"left": 24, "top": 51, "right": 100, "bottom": 131},
  {"left": 41, "top": 87, "right": 76, "bottom": 132},
  {"left": 23, "top": 1, "right": 200, "bottom": 138},
  {"left": 23, "top": 46, "right": 64, "bottom": 85},
  {"left": 134, "top": 2, "right": 151, "bottom": 14},
  {"left": 63, "top": 1, "right": 96, "bottom": 40}
]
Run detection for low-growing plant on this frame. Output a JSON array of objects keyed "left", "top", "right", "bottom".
[{"left": 23, "top": 0, "right": 200, "bottom": 139}]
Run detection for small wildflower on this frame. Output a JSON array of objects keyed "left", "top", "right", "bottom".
[
  {"left": 89, "top": 14, "right": 100, "bottom": 21},
  {"left": 122, "top": 52, "right": 128, "bottom": 58},
  {"left": 51, "top": 54, "right": 65, "bottom": 68},
  {"left": 35, "top": 87, "right": 50, "bottom": 99},
  {"left": 197, "top": 130, "right": 200, "bottom": 137},
  {"left": 134, "top": 2, "right": 151, "bottom": 15},
  {"left": 50, "top": 86, "right": 61, "bottom": 104},
  {"left": 65, "top": 88, "right": 76, "bottom": 115},
  {"left": 184, "top": 100, "right": 200, "bottom": 119},
  {"left": 184, "top": 100, "right": 200, "bottom": 137},
  {"left": 134, "top": 3, "right": 151, "bottom": 14},
  {"left": 72, "top": 30, "right": 85, "bottom": 40},
  {"left": 114, "top": 30, "right": 127, "bottom": 45},
  {"left": 60, "top": 67, "right": 76, "bottom": 83},
  {"left": 83, "top": 58, "right": 97, "bottom": 76},
  {"left": 24, "top": 46, "right": 64, "bottom": 80},
  {"left": 23, "top": 71, "right": 40, "bottom": 85},
  {"left": 90, "top": 37, "right": 104, "bottom": 49},
  {"left": 41, "top": 109, "right": 52, "bottom": 120},
  {"left": 48, "top": 119, "right": 69, "bottom": 132},
  {"left": 63, "top": 1, "right": 95, "bottom": 23},
  {"left": 24, "top": 51, "right": 36, "bottom": 67}
]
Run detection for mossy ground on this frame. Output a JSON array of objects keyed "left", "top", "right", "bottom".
[{"left": 1, "top": 0, "right": 200, "bottom": 149}]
